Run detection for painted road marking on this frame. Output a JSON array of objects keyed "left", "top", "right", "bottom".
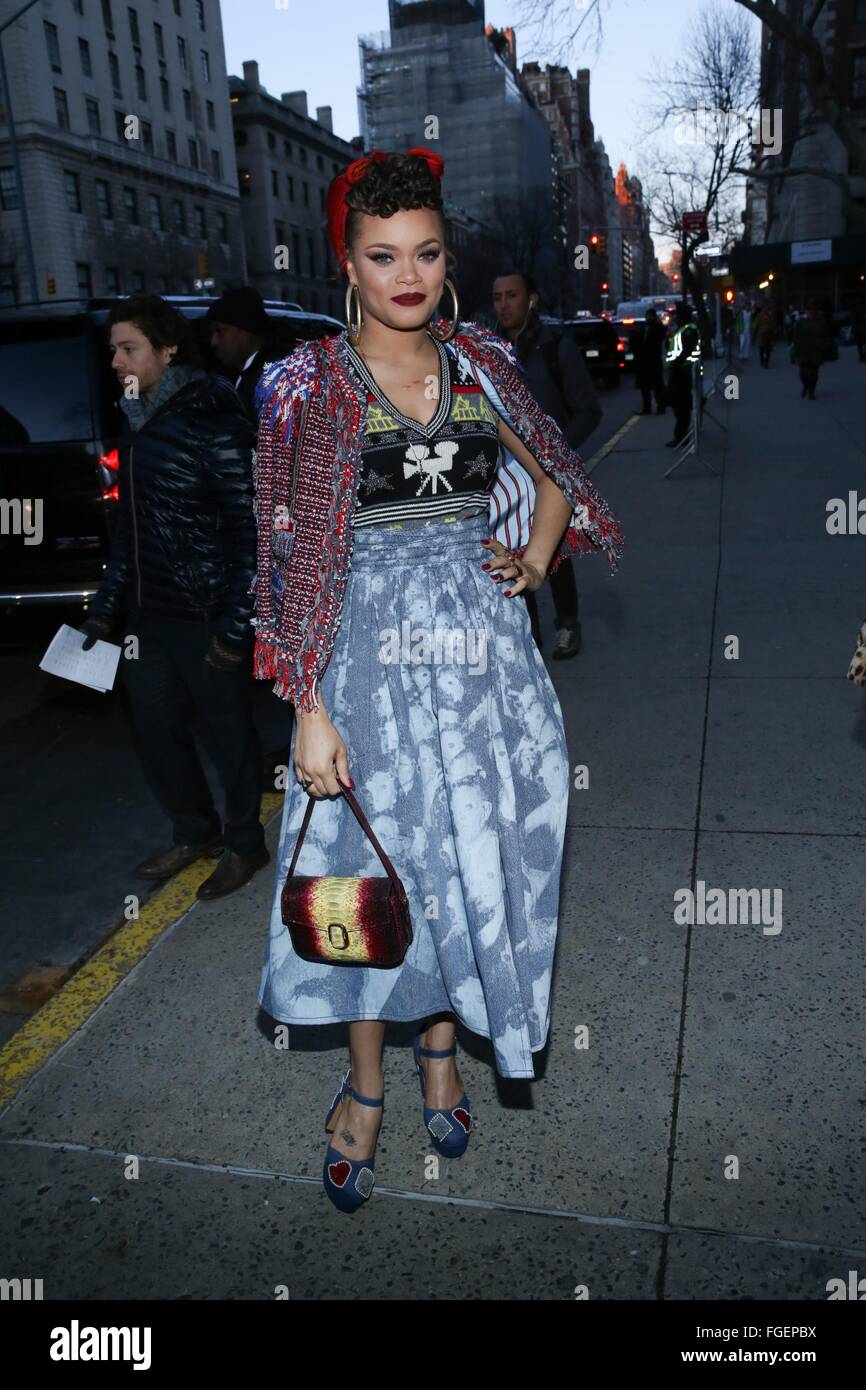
[
  {"left": 0, "top": 792, "right": 284, "bottom": 1112},
  {"left": 585, "top": 413, "right": 639, "bottom": 472}
]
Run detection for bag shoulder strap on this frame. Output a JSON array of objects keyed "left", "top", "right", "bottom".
[{"left": 285, "top": 775, "right": 403, "bottom": 892}]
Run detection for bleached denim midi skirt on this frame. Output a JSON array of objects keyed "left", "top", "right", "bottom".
[{"left": 257, "top": 510, "right": 570, "bottom": 1079}]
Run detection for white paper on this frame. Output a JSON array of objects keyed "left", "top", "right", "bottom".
[{"left": 39, "top": 624, "right": 121, "bottom": 693}]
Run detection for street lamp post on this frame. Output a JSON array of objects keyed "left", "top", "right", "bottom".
[{"left": 0, "top": 0, "right": 43, "bottom": 304}]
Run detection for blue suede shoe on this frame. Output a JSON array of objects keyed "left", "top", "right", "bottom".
[
  {"left": 413, "top": 1036, "right": 472, "bottom": 1157},
  {"left": 322, "top": 1067, "right": 384, "bottom": 1214}
]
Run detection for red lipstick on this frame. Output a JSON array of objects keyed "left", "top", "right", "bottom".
[{"left": 391, "top": 293, "right": 426, "bottom": 305}]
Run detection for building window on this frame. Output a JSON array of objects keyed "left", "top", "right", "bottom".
[
  {"left": 102, "top": 0, "right": 114, "bottom": 36},
  {"left": 166, "top": 129, "right": 177, "bottom": 161},
  {"left": 188, "top": 137, "right": 199, "bottom": 169},
  {"left": 292, "top": 229, "right": 300, "bottom": 272},
  {"left": 73, "top": 0, "right": 84, "bottom": 12},
  {"left": 211, "top": 148, "right": 221, "bottom": 180},
  {"left": 319, "top": 187, "right": 325, "bottom": 211},
  {"left": 160, "top": 75, "right": 171, "bottom": 111},
  {"left": 173, "top": 200, "right": 187, "bottom": 233},
  {"left": 106, "top": 266, "right": 120, "bottom": 295},
  {"left": 852, "top": 50, "right": 866, "bottom": 105},
  {"left": 287, "top": 174, "right": 294, "bottom": 201},
  {"left": 96, "top": 179, "right": 113, "bottom": 219},
  {"left": 64, "top": 170, "right": 82, "bottom": 213},
  {"left": 173, "top": 0, "right": 181, "bottom": 13},
  {"left": 196, "top": 0, "right": 206, "bottom": 30},
  {"left": 44, "top": 21, "right": 61, "bottom": 73},
  {"left": 275, "top": 220, "right": 285, "bottom": 247},
  {"left": 267, "top": 131, "right": 276, "bottom": 150},
  {"left": 0, "top": 168, "right": 20, "bottom": 211},
  {"left": 115, "top": 109, "right": 128, "bottom": 141},
  {"left": 206, "top": 99, "right": 215, "bottom": 130},
  {"left": 85, "top": 97, "right": 101, "bottom": 136},
  {"left": 284, "top": 140, "right": 292, "bottom": 157},
  {"left": 142, "top": 121, "right": 153, "bottom": 153},
  {"left": 123, "top": 185, "right": 139, "bottom": 224},
  {"left": 183, "top": 88, "right": 192, "bottom": 121},
  {"left": 109, "top": 52, "right": 121, "bottom": 97},
  {"left": 136, "top": 64, "right": 147, "bottom": 101},
  {"left": 299, "top": 147, "right": 307, "bottom": 165},
  {"left": 200, "top": 50, "right": 210, "bottom": 83},
  {"left": 79, "top": 38, "right": 92, "bottom": 78},
  {"left": 154, "top": 22, "right": 164, "bottom": 58},
  {"left": 131, "top": 269, "right": 145, "bottom": 292},
  {"left": 148, "top": 193, "right": 163, "bottom": 231},
  {"left": 271, "top": 169, "right": 278, "bottom": 196},
  {"left": 316, "top": 154, "right": 323, "bottom": 171},
  {"left": 307, "top": 235, "right": 315, "bottom": 276},
  {"left": 178, "top": 36, "right": 188, "bottom": 72},
  {"left": 194, "top": 205, "right": 206, "bottom": 238},
  {"left": 217, "top": 210, "right": 227, "bottom": 242},
  {"left": 76, "top": 262, "right": 93, "bottom": 298},
  {"left": 302, "top": 181, "right": 309, "bottom": 208},
  {"left": 128, "top": 7, "right": 140, "bottom": 45},
  {"left": 54, "top": 88, "right": 70, "bottom": 130}
]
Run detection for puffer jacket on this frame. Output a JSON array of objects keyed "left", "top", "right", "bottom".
[{"left": 89, "top": 373, "right": 257, "bottom": 647}]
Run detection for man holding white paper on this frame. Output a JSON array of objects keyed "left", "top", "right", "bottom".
[{"left": 80, "top": 295, "right": 268, "bottom": 899}]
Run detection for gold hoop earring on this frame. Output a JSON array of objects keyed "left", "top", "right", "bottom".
[
  {"left": 428, "top": 277, "right": 459, "bottom": 342},
  {"left": 345, "top": 283, "right": 363, "bottom": 344}
]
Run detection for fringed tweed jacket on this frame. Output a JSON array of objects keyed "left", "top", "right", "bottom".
[{"left": 252, "top": 320, "right": 624, "bottom": 712}]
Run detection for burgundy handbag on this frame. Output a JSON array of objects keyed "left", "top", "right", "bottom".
[{"left": 280, "top": 775, "right": 413, "bottom": 968}]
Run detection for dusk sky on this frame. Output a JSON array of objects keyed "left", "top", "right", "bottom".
[{"left": 221, "top": 0, "right": 759, "bottom": 259}]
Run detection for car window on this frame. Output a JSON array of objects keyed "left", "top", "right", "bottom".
[{"left": 0, "top": 321, "right": 94, "bottom": 445}]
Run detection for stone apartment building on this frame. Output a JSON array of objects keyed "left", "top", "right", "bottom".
[
  {"left": 0, "top": 0, "right": 244, "bottom": 305},
  {"left": 228, "top": 60, "right": 359, "bottom": 319}
]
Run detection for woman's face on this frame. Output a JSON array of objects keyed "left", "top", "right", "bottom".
[{"left": 345, "top": 206, "right": 446, "bottom": 333}]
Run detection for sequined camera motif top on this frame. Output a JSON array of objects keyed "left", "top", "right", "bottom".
[{"left": 345, "top": 336, "right": 502, "bottom": 528}]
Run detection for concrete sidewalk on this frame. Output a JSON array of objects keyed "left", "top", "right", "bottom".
[{"left": 1, "top": 349, "right": 864, "bottom": 1300}]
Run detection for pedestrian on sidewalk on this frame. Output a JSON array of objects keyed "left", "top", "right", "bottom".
[
  {"left": 664, "top": 303, "right": 701, "bottom": 448},
  {"left": 756, "top": 301, "right": 777, "bottom": 368},
  {"left": 79, "top": 295, "right": 269, "bottom": 898},
  {"left": 735, "top": 297, "right": 753, "bottom": 361},
  {"left": 791, "top": 305, "right": 824, "bottom": 400},
  {"left": 631, "top": 308, "right": 667, "bottom": 416},
  {"left": 253, "top": 148, "right": 623, "bottom": 1213},
  {"left": 492, "top": 269, "right": 603, "bottom": 660}
]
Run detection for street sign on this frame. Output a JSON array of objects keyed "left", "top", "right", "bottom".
[
  {"left": 791, "top": 239, "right": 832, "bottom": 265},
  {"left": 694, "top": 244, "right": 722, "bottom": 258},
  {"left": 683, "top": 211, "right": 708, "bottom": 233}
]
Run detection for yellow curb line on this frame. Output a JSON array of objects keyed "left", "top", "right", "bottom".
[
  {"left": 0, "top": 791, "right": 284, "bottom": 1112},
  {"left": 584, "top": 413, "right": 639, "bottom": 473}
]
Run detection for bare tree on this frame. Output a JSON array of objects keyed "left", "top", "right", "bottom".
[
  {"left": 638, "top": 4, "right": 759, "bottom": 339},
  {"left": 515, "top": 0, "right": 866, "bottom": 220}
]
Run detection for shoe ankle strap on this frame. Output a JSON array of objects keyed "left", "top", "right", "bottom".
[
  {"left": 349, "top": 1086, "right": 384, "bottom": 1107},
  {"left": 418, "top": 1045, "right": 456, "bottom": 1059}
]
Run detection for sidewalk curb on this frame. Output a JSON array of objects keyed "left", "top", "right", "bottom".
[{"left": 0, "top": 792, "right": 284, "bottom": 1114}]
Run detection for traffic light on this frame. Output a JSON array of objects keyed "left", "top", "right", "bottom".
[
  {"left": 46, "top": 275, "right": 56, "bottom": 295},
  {"left": 724, "top": 288, "right": 735, "bottom": 303},
  {"left": 589, "top": 232, "right": 607, "bottom": 255},
  {"left": 601, "top": 281, "right": 609, "bottom": 292}
]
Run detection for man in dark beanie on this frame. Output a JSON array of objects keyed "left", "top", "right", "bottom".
[{"left": 205, "top": 286, "right": 269, "bottom": 422}]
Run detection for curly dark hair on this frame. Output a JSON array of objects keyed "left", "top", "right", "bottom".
[
  {"left": 344, "top": 152, "right": 447, "bottom": 258},
  {"left": 106, "top": 294, "right": 201, "bottom": 366}
]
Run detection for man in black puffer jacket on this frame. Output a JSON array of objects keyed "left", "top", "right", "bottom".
[{"left": 80, "top": 295, "right": 268, "bottom": 898}]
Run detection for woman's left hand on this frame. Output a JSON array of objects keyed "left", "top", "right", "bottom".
[{"left": 480, "top": 539, "right": 545, "bottom": 596}]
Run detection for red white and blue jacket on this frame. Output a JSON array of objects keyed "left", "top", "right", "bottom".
[{"left": 252, "top": 320, "right": 623, "bottom": 711}]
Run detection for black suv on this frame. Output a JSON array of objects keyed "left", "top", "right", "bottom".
[
  {"left": 0, "top": 297, "right": 341, "bottom": 611},
  {"left": 562, "top": 316, "right": 620, "bottom": 388}
]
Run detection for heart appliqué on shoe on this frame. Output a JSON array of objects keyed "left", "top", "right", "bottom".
[
  {"left": 452, "top": 1107, "right": 471, "bottom": 1132},
  {"left": 328, "top": 1160, "right": 351, "bottom": 1188}
]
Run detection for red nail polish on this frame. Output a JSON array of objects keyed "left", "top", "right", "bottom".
[
  {"left": 503, "top": 590, "right": 511, "bottom": 597},
  {"left": 481, "top": 563, "right": 491, "bottom": 570},
  {"left": 348, "top": 778, "right": 356, "bottom": 789}
]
